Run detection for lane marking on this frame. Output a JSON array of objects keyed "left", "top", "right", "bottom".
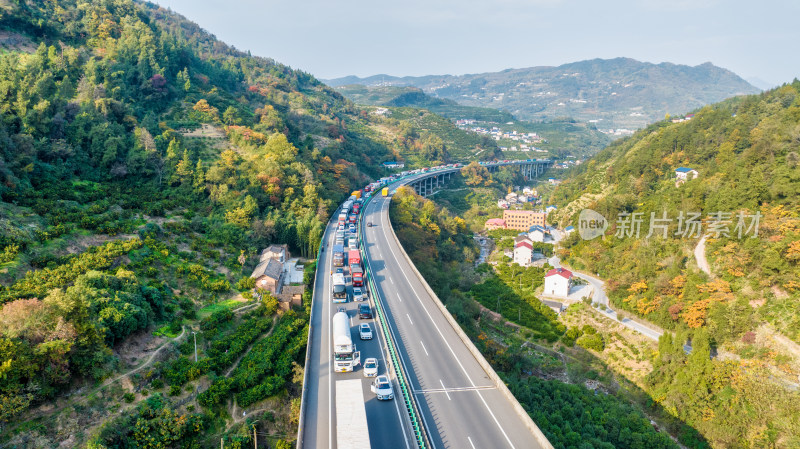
[
  {"left": 359, "top": 202, "right": 412, "bottom": 449},
  {"left": 414, "top": 385, "right": 495, "bottom": 394},
  {"left": 363, "top": 223, "right": 437, "bottom": 448},
  {"left": 406, "top": 314, "right": 413, "bottom": 325},
  {"left": 326, "top": 228, "right": 334, "bottom": 449},
  {"left": 439, "top": 379, "right": 451, "bottom": 401},
  {"left": 390, "top": 277, "right": 394, "bottom": 285},
  {"left": 420, "top": 340, "right": 428, "bottom": 356},
  {"left": 380, "top": 212, "right": 517, "bottom": 449},
  {"left": 468, "top": 436, "right": 477, "bottom": 449}
]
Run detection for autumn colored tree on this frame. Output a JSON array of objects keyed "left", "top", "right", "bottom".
[{"left": 460, "top": 161, "right": 491, "bottom": 186}]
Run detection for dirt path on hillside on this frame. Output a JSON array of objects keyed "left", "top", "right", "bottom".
[{"left": 100, "top": 326, "right": 187, "bottom": 389}]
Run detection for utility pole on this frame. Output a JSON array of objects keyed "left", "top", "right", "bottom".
[
  {"left": 220, "top": 438, "right": 224, "bottom": 449},
  {"left": 253, "top": 425, "right": 257, "bottom": 449},
  {"left": 192, "top": 331, "right": 197, "bottom": 362}
]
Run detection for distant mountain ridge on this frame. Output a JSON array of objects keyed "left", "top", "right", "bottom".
[{"left": 325, "top": 58, "right": 760, "bottom": 129}]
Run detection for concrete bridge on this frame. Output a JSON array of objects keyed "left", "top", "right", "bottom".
[{"left": 406, "top": 159, "right": 553, "bottom": 197}]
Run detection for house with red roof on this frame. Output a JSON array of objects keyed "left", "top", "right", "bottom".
[
  {"left": 484, "top": 218, "right": 507, "bottom": 230},
  {"left": 513, "top": 238, "right": 533, "bottom": 266},
  {"left": 544, "top": 267, "right": 572, "bottom": 297}
]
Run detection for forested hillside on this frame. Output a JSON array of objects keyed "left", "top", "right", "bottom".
[
  {"left": 335, "top": 84, "right": 611, "bottom": 159},
  {"left": 0, "top": 0, "right": 487, "bottom": 446},
  {"left": 549, "top": 82, "right": 800, "bottom": 447}
]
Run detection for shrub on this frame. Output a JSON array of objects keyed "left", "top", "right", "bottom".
[
  {"left": 236, "top": 276, "right": 255, "bottom": 291},
  {"left": 123, "top": 392, "right": 135, "bottom": 403},
  {"left": 577, "top": 333, "right": 605, "bottom": 351}
]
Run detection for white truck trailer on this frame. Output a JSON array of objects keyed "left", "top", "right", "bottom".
[
  {"left": 336, "top": 379, "right": 372, "bottom": 449},
  {"left": 332, "top": 311, "right": 360, "bottom": 372}
]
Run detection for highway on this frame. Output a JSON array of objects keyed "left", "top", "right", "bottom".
[
  {"left": 360, "top": 187, "right": 550, "bottom": 449},
  {"left": 300, "top": 161, "right": 553, "bottom": 449},
  {"left": 300, "top": 210, "right": 415, "bottom": 449}
]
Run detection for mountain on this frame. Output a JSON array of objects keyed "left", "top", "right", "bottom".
[
  {"left": 325, "top": 58, "right": 761, "bottom": 130},
  {"left": 548, "top": 82, "right": 800, "bottom": 447},
  {"left": 746, "top": 76, "right": 777, "bottom": 91},
  {"left": 0, "top": 1, "right": 501, "bottom": 446}
]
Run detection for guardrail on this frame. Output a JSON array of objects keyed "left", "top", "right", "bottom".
[{"left": 360, "top": 188, "right": 432, "bottom": 449}]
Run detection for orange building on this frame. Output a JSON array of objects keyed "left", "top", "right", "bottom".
[{"left": 502, "top": 210, "right": 546, "bottom": 231}]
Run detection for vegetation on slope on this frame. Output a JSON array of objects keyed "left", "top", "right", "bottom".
[
  {"left": 0, "top": 0, "right": 476, "bottom": 444},
  {"left": 548, "top": 82, "right": 800, "bottom": 448},
  {"left": 335, "top": 84, "right": 611, "bottom": 158}
]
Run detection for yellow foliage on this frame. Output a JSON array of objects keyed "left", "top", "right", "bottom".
[
  {"left": 683, "top": 299, "right": 711, "bottom": 328},
  {"left": 636, "top": 295, "right": 662, "bottom": 315},
  {"left": 786, "top": 240, "right": 800, "bottom": 262},
  {"left": 628, "top": 280, "right": 648, "bottom": 294}
]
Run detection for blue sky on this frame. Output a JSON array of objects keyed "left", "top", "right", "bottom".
[{"left": 154, "top": 0, "right": 798, "bottom": 87}]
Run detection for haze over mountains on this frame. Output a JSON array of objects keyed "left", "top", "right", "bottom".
[{"left": 325, "top": 58, "right": 760, "bottom": 130}]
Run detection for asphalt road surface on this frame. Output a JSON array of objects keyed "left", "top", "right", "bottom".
[
  {"left": 361, "top": 192, "right": 549, "bottom": 449},
  {"left": 301, "top": 210, "right": 414, "bottom": 449}
]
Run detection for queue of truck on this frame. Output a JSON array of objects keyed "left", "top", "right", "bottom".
[{"left": 329, "top": 187, "right": 393, "bottom": 412}]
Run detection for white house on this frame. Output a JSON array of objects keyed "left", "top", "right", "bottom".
[
  {"left": 564, "top": 225, "right": 575, "bottom": 235},
  {"left": 545, "top": 205, "right": 557, "bottom": 214},
  {"left": 497, "top": 199, "right": 509, "bottom": 209},
  {"left": 513, "top": 240, "right": 533, "bottom": 266},
  {"left": 675, "top": 167, "right": 698, "bottom": 181},
  {"left": 544, "top": 267, "right": 572, "bottom": 297},
  {"left": 528, "top": 225, "right": 546, "bottom": 243}
]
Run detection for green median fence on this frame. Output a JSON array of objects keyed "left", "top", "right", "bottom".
[{"left": 359, "top": 189, "right": 431, "bottom": 449}]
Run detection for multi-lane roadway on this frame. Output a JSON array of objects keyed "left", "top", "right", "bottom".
[
  {"left": 301, "top": 163, "right": 552, "bottom": 449},
  {"left": 301, "top": 210, "right": 414, "bottom": 449},
  {"left": 361, "top": 189, "right": 550, "bottom": 449}
]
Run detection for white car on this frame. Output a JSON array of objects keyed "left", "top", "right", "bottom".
[
  {"left": 363, "top": 358, "right": 378, "bottom": 377},
  {"left": 352, "top": 287, "right": 364, "bottom": 302},
  {"left": 371, "top": 375, "right": 394, "bottom": 400},
  {"left": 348, "top": 224, "right": 356, "bottom": 233},
  {"left": 348, "top": 239, "right": 358, "bottom": 249},
  {"left": 359, "top": 323, "right": 373, "bottom": 340}
]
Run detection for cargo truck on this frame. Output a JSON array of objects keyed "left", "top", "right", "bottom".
[
  {"left": 348, "top": 249, "right": 361, "bottom": 267},
  {"left": 332, "top": 311, "right": 360, "bottom": 372},
  {"left": 351, "top": 190, "right": 362, "bottom": 199},
  {"left": 336, "top": 379, "right": 371, "bottom": 449},
  {"left": 333, "top": 244, "right": 345, "bottom": 267},
  {"left": 331, "top": 273, "right": 347, "bottom": 303},
  {"left": 382, "top": 187, "right": 389, "bottom": 196},
  {"left": 350, "top": 264, "right": 363, "bottom": 287}
]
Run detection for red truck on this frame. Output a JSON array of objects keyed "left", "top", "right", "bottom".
[
  {"left": 351, "top": 264, "right": 364, "bottom": 287},
  {"left": 348, "top": 249, "right": 361, "bottom": 267}
]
